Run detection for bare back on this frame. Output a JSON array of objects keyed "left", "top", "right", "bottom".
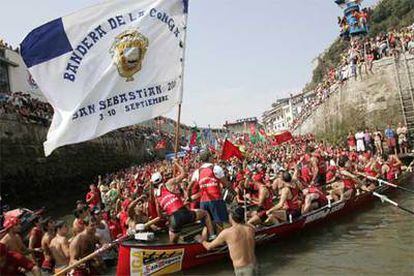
[
  {"left": 223, "top": 224, "right": 256, "bottom": 268},
  {"left": 0, "top": 233, "right": 25, "bottom": 253},
  {"left": 50, "top": 235, "right": 69, "bottom": 267}
]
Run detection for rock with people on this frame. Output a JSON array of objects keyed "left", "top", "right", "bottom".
[{"left": 290, "top": 25, "right": 414, "bottom": 131}]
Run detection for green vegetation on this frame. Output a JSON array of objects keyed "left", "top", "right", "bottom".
[{"left": 304, "top": 0, "right": 414, "bottom": 92}]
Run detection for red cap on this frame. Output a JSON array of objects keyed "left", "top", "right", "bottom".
[{"left": 3, "top": 217, "right": 20, "bottom": 230}]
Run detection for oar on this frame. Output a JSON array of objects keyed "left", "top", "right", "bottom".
[
  {"left": 54, "top": 217, "right": 160, "bottom": 276},
  {"left": 243, "top": 188, "right": 248, "bottom": 223},
  {"left": 373, "top": 192, "right": 414, "bottom": 215},
  {"left": 356, "top": 172, "right": 414, "bottom": 194}
]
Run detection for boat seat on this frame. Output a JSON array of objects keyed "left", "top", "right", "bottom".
[{"left": 179, "top": 221, "right": 204, "bottom": 243}]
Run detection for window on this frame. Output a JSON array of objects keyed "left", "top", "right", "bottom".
[{"left": 0, "top": 61, "right": 10, "bottom": 92}]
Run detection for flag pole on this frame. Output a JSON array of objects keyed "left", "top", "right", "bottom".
[
  {"left": 174, "top": 4, "right": 189, "bottom": 158},
  {"left": 174, "top": 104, "right": 182, "bottom": 157}
]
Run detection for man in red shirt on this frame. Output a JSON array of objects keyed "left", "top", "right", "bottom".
[
  {"left": 86, "top": 184, "right": 101, "bottom": 210},
  {"left": 0, "top": 242, "right": 41, "bottom": 276}
]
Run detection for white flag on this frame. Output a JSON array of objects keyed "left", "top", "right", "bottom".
[{"left": 21, "top": 0, "right": 188, "bottom": 156}]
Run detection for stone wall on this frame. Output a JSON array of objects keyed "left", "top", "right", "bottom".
[
  {"left": 0, "top": 115, "right": 154, "bottom": 205},
  {"left": 294, "top": 54, "right": 414, "bottom": 144}
]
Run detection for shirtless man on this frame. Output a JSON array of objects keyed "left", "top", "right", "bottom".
[
  {"left": 72, "top": 206, "right": 89, "bottom": 237},
  {"left": 69, "top": 216, "right": 106, "bottom": 275},
  {"left": 49, "top": 220, "right": 70, "bottom": 274},
  {"left": 41, "top": 217, "right": 56, "bottom": 273},
  {"left": 202, "top": 207, "right": 257, "bottom": 276},
  {"left": 127, "top": 195, "right": 149, "bottom": 232},
  {"left": 0, "top": 217, "right": 29, "bottom": 254}
]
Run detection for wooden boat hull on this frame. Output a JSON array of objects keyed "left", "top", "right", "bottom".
[{"left": 116, "top": 173, "right": 412, "bottom": 275}]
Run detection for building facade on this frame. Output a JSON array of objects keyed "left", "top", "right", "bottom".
[
  {"left": 223, "top": 117, "right": 260, "bottom": 134},
  {"left": 0, "top": 44, "right": 44, "bottom": 100},
  {"left": 262, "top": 98, "right": 292, "bottom": 132},
  {"left": 262, "top": 90, "right": 318, "bottom": 133}
]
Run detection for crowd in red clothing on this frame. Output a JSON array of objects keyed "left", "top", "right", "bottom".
[{"left": 1, "top": 129, "right": 409, "bottom": 274}]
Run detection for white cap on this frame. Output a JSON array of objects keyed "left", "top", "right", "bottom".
[{"left": 151, "top": 172, "right": 162, "bottom": 184}]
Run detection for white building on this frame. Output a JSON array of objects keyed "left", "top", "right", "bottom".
[
  {"left": 0, "top": 44, "right": 45, "bottom": 100},
  {"left": 262, "top": 98, "right": 293, "bottom": 132}
]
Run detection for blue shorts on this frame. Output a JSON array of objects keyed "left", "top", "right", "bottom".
[{"left": 200, "top": 199, "right": 229, "bottom": 223}]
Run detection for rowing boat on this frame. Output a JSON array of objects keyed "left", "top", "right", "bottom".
[{"left": 116, "top": 170, "right": 413, "bottom": 275}]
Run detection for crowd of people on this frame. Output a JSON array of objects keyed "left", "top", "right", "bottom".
[
  {"left": 1, "top": 127, "right": 410, "bottom": 275},
  {"left": 290, "top": 24, "right": 414, "bottom": 130},
  {"left": 0, "top": 92, "right": 53, "bottom": 126},
  {"left": 0, "top": 91, "right": 176, "bottom": 153},
  {"left": 347, "top": 122, "right": 410, "bottom": 156}
]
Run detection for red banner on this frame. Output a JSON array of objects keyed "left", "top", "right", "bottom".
[
  {"left": 249, "top": 123, "right": 256, "bottom": 135},
  {"left": 221, "top": 139, "right": 243, "bottom": 160},
  {"left": 189, "top": 132, "right": 197, "bottom": 147},
  {"left": 273, "top": 131, "right": 293, "bottom": 145}
]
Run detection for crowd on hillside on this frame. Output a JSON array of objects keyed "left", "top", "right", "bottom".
[
  {"left": 0, "top": 92, "right": 53, "bottom": 126},
  {"left": 290, "top": 25, "right": 414, "bottom": 131},
  {"left": 0, "top": 91, "right": 175, "bottom": 152},
  {"left": 1, "top": 127, "right": 410, "bottom": 274}
]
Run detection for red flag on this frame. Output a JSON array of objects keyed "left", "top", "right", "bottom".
[
  {"left": 221, "top": 139, "right": 243, "bottom": 160},
  {"left": 273, "top": 131, "right": 293, "bottom": 145},
  {"left": 249, "top": 123, "right": 256, "bottom": 135},
  {"left": 189, "top": 131, "right": 197, "bottom": 147}
]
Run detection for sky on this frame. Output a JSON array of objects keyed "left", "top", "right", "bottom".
[{"left": 1, "top": 0, "right": 378, "bottom": 128}]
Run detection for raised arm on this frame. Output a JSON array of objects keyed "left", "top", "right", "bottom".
[{"left": 166, "top": 161, "right": 186, "bottom": 189}]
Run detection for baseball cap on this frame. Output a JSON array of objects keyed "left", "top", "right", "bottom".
[{"left": 3, "top": 217, "right": 20, "bottom": 230}]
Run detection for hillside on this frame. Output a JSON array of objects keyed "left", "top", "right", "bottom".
[{"left": 304, "top": 0, "right": 414, "bottom": 91}]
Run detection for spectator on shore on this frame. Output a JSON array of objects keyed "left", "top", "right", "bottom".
[
  {"left": 364, "top": 129, "right": 373, "bottom": 152},
  {"left": 373, "top": 128, "right": 383, "bottom": 155},
  {"left": 355, "top": 130, "right": 365, "bottom": 152},
  {"left": 396, "top": 122, "right": 408, "bottom": 154},
  {"left": 385, "top": 124, "right": 397, "bottom": 155},
  {"left": 347, "top": 131, "right": 357, "bottom": 152}
]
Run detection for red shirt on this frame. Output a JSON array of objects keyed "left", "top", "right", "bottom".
[
  {"left": 119, "top": 210, "right": 129, "bottom": 235},
  {"left": 108, "top": 219, "right": 122, "bottom": 239},
  {"left": 1, "top": 250, "right": 35, "bottom": 276},
  {"left": 86, "top": 191, "right": 101, "bottom": 209},
  {"left": 347, "top": 136, "right": 356, "bottom": 147}
]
